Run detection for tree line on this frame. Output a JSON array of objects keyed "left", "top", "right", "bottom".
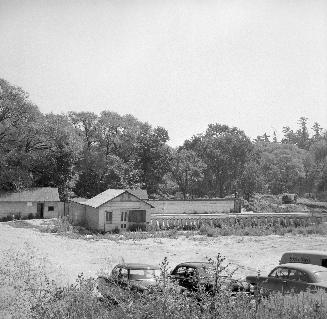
[{"left": 0, "top": 79, "right": 326, "bottom": 200}]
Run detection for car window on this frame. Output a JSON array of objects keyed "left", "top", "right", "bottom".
[
  {"left": 288, "top": 269, "right": 309, "bottom": 282},
  {"left": 174, "top": 266, "right": 188, "bottom": 275},
  {"left": 269, "top": 267, "right": 289, "bottom": 279},
  {"left": 112, "top": 267, "right": 128, "bottom": 279},
  {"left": 129, "top": 269, "right": 159, "bottom": 280},
  {"left": 314, "top": 271, "right": 327, "bottom": 282}
]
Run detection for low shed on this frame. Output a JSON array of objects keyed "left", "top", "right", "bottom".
[
  {"left": 69, "top": 189, "right": 153, "bottom": 232},
  {"left": 0, "top": 187, "right": 63, "bottom": 219}
]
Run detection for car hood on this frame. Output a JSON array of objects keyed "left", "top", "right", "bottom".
[{"left": 313, "top": 281, "right": 327, "bottom": 289}]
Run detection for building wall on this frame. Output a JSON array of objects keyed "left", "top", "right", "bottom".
[
  {"left": 149, "top": 199, "right": 235, "bottom": 215},
  {"left": 99, "top": 200, "right": 152, "bottom": 232},
  {"left": 85, "top": 205, "right": 99, "bottom": 230},
  {"left": 43, "top": 202, "right": 64, "bottom": 218},
  {"left": 0, "top": 201, "right": 62, "bottom": 219},
  {"left": 68, "top": 202, "right": 86, "bottom": 225}
]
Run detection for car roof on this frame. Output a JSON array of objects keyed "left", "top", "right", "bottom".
[
  {"left": 277, "top": 263, "right": 327, "bottom": 272},
  {"left": 175, "top": 262, "right": 213, "bottom": 268},
  {"left": 282, "top": 250, "right": 327, "bottom": 256},
  {"left": 114, "top": 263, "right": 160, "bottom": 270}
]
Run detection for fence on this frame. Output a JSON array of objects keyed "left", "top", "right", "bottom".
[{"left": 150, "top": 214, "right": 326, "bottom": 230}]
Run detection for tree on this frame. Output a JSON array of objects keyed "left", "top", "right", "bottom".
[
  {"left": 31, "top": 114, "right": 83, "bottom": 200},
  {"left": 257, "top": 143, "right": 307, "bottom": 194},
  {"left": 171, "top": 149, "right": 206, "bottom": 198},
  {"left": 0, "top": 79, "right": 45, "bottom": 191},
  {"left": 184, "top": 124, "right": 253, "bottom": 197},
  {"left": 134, "top": 124, "right": 172, "bottom": 195}
]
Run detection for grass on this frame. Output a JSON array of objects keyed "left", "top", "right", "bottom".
[
  {"left": 6, "top": 216, "right": 327, "bottom": 241},
  {"left": 198, "top": 223, "right": 327, "bottom": 237},
  {"left": 1, "top": 246, "right": 327, "bottom": 319}
]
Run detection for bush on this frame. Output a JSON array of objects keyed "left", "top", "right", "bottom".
[
  {"left": 2, "top": 248, "right": 327, "bottom": 319},
  {"left": 128, "top": 223, "right": 147, "bottom": 232}
]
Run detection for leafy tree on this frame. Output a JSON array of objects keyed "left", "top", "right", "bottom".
[
  {"left": 257, "top": 143, "right": 306, "bottom": 194},
  {"left": 185, "top": 124, "right": 253, "bottom": 197},
  {"left": 170, "top": 149, "right": 206, "bottom": 198},
  {"left": 0, "top": 79, "right": 45, "bottom": 191},
  {"left": 31, "top": 114, "right": 82, "bottom": 200},
  {"left": 134, "top": 124, "right": 172, "bottom": 195}
]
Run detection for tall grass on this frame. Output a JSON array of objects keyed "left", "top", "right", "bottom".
[{"left": 199, "top": 223, "right": 327, "bottom": 237}]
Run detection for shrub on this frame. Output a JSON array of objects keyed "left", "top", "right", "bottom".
[{"left": 128, "top": 223, "right": 146, "bottom": 232}]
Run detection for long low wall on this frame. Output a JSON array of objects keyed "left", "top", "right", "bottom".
[
  {"left": 149, "top": 199, "right": 235, "bottom": 214},
  {"left": 150, "top": 213, "right": 326, "bottom": 230}
]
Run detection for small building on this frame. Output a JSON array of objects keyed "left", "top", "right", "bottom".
[
  {"left": 0, "top": 187, "right": 63, "bottom": 219},
  {"left": 69, "top": 189, "right": 153, "bottom": 232}
]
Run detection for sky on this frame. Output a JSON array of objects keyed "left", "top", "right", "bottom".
[{"left": 0, "top": 0, "right": 327, "bottom": 146}]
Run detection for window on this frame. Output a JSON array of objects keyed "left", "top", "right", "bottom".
[
  {"left": 121, "top": 212, "right": 124, "bottom": 222},
  {"left": 124, "top": 212, "right": 128, "bottom": 221},
  {"left": 48, "top": 206, "right": 54, "bottom": 212},
  {"left": 106, "top": 211, "right": 112, "bottom": 224},
  {"left": 269, "top": 267, "right": 289, "bottom": 279},
  {"left": 128, "top": 210, "right": 146, "bottom": 223},
  {"left": 288, "top": 269, "right": 309, "bottom": 282}
]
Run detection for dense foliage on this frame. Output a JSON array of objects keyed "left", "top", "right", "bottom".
[{"left": 1, "top": 79, "right": 326, "bottom": 198}]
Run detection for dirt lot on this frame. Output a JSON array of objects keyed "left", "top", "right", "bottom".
[{"left": 0, "top": 221, "right": 326, "bottom": 285}]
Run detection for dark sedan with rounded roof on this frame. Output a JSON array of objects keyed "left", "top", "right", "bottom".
[
  {"left": 170, "top": 261, "right": 249, "bottom": 294},
  {"left": 97, "top": 263, "right": 160, "bottom": 301},
  {"left": 246, "top": 263, "right": 327, "bottom": 295}
]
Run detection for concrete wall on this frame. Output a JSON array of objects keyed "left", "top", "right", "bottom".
[
  {"left": 0, "top": 201, "right": 63, "bottom": 219},
  {"left": 149, "top": 200, "right": 235, "bottom": 215}
]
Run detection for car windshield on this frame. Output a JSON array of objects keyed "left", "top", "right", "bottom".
[
  {"left": 129, "top": 269, "right": 160, "bottom": 281},
  {"left": 314, "top": 271, "right": 327, "bottom": 282}
]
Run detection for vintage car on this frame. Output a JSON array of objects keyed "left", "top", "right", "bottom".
[
  {"left": 170, "top": 262, "right": 249, "bottom": 294},
  {"left": 246, "top": 263, "right": 327, "bottom": 295},
  {"left": 97, "top": 263, "right": 160, "bottom": 300}
]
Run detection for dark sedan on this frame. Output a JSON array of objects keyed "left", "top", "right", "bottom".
[
  {"left": 170, "top": 262, "right": 249, "bottom": 294},
  {"left": 97, "top": 263, "right": 160, "bottom": 300},
  {"left": 246, "top": 263, "right": 327, "bottom": 295}
]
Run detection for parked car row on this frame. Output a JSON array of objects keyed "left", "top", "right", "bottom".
[
  {"left": 97, "top": 251, "right": 327, "bottom": 301},
  {"left": 97, "top": 261, "right": 250, "bottom": 300}
]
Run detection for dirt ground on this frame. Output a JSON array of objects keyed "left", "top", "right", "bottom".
[{"left": 0, "top": 222, "right": 326, "bottom": 285}]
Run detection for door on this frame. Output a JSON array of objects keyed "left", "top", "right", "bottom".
[
  {"left": 37, "top": 203, "right": 44, "bottom": 218},
  {"left": 120, "top": 211, "right": 128, "bottom": 229}
]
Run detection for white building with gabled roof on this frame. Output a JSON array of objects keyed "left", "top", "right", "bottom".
[{"left": 69, "top": 189, "right": 153, "bottom": 232}]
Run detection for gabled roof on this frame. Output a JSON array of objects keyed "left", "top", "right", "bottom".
[
  {"left": 83, "top": 189, "right": 153, "bottom": 208},
  {"left": 0, "top": 187, "right": 60, "bottom": 202},
  {"left": 126, "top": 189, "right": 148, "bottom": 200},
  {"left": 70, "top": 197, "right": 88, "bottom": 204}
]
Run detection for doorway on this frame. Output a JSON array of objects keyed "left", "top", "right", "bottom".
[{"left": 37, "top": 203, "right": 44, "bottom": 218}]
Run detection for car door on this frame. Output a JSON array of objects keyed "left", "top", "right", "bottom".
[
  {"left": 171, "top": 266, "right": 198, "bottom": 291},
  {"left": 263, "top": 267, "right": 289, "bottom": 293},
  {"left": 282, "top": 269, "right": 310, "bottom": 293}
]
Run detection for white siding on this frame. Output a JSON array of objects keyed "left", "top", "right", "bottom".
[{"left": 99, "top": 196, "right": 152, "bottom": 232}]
